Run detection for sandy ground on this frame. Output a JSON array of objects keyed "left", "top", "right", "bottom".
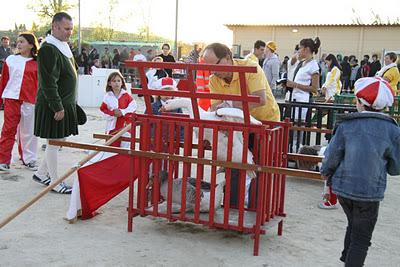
[{"left": 1, "top": 97, "right": 400, "bottom": 267}]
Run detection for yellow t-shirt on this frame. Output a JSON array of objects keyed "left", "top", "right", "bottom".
[
  {"left": 244, "top": 53, "right": 259, "bottom": 64},
  {"left": 383, "top": 67, "right": 400, "bottom": 94},
  {"left": 209, "top": 59, "right": 281, "bottom": 122}
]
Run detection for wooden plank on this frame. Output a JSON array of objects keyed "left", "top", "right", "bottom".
[
  {"left": 290, "top": 126, "right": 332, "bottom": 134},
  {"left": 287, "top": 153, "right": 323, "bottom": 163},
  {"left": 49, "top": 140, "right": 323, "bottom": 180}
]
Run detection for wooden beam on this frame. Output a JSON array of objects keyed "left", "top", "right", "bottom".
[
  {"left": 48, "top": 139, "right": 323, "bottom": 181},
  {"left": 0, "top": 124, "right": 132, "bottom": 229},
  {"left": 287, "top": 153, "right": 323, "bottom": 163}
]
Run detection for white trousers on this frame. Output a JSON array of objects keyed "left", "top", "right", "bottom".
[{"left": 17, "top": 102, "right": 38, "bottom": 164}]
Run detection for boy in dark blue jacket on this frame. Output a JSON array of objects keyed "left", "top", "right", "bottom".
[{"left": 321, "top": 77, "right": 400, "bottom": 267}]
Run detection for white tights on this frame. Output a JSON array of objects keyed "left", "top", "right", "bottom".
[{"left": 36, "top": 139, "right": 65, "bottom": 182}]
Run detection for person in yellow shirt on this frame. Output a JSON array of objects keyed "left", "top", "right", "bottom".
[
  {"left": 376, "top": 52, "right": 400, "bottom": 94},
  {"left": 244, "top": 40, "right": 266, "bottom": 66},
  {"left": 203, "top": 42, "right": 280, "bottom": 208},
  {"left": 202, "top": 42, "right": 280, "bottom": 122}
]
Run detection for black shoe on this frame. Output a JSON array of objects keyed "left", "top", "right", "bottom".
[
  {"left": 52, "top": 182, "right": 72, "bottom": 194},
  {"left": 32, "top": 174, "right": 51, "bottom": 186}
]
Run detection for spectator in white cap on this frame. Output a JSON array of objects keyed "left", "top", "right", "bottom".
[
  {"left": 148, "top": 77, "right": 181, "bottom": 115},
  {"left": 320, "top": 77, "right": 400, "bottom": 266},
  {"left": 146, "top": 77, "right": 184, "bottom": 142}
]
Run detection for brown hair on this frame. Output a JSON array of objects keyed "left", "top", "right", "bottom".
[
  {"left": 105, "top": 72, "right": 126, "bottom": 92},
  {"left": 204, "top": 43, "right": 232, "bottom": 60},
  {"left": 299, "top": 37, "right": 321, "bottom": 54},
  {"left": 18, "top": 32, "right": 39, "bottom": 60},
  {"left": 386, "top": 52, "right": 397, "bottom": 63}
]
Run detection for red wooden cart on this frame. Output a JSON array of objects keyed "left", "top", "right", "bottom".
[{"left": 125, "top": 61, "right": 291, "bottom": 255}]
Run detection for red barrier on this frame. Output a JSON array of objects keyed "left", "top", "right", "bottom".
[{"left": 125, "top": 61, "right": 290, "bottom": 256}]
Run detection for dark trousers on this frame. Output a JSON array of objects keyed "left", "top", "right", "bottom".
[
  {"left": 230, "top": 133, "right": 257, "bottom": 207},
  {"left": 338, "top": 196, "right": 380, "bottom": 267}
]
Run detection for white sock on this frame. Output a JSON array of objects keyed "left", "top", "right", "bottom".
[{"left": 36, "top": 139, "right": 63, "bottom": 182}]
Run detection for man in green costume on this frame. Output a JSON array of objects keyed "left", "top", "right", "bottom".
[{"left": 33, "top": 12, "right": 78, "bottom": 194}]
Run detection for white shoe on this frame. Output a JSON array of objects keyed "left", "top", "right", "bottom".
[
  {"left": 52, "top": 182, "right": 72, "bottom": 194},
  {"left": 32, "top": 174, "right": 51, "bottom": 186},
  {"left": 318, "top": 201, "right": 339, "bottom": 210},
  {"left": 24, "top": 161, "right": 38, "bottom": 171},
  {"left": 0, "top": 163, "right": 10, "bottom": 173}
]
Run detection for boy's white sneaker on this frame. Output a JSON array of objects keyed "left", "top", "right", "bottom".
[{"left": 318, "top": 201, "right": 339, "bottom": 210}]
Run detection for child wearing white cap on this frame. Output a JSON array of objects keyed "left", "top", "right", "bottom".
[
  {"left": 146, "top": 77, "right": 184, "bottom": 142},
  {"left": 320, "top": 77, "right": 400, "bottom": 266}
]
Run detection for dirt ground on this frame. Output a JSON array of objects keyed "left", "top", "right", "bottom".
[{"left": 1, "top": 98, "right": 399, "bottom": 266}]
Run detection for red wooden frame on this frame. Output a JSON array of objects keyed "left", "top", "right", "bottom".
[{"left": 125, "top": 61, "right": 291, "bottom": 255}]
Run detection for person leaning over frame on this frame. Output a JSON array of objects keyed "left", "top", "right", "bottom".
[
  {"left": 203, "top": 42, "right": 280, "bottom": 123},
  {"left": 202, "top": 42, "right": 281, "bottom": 207},
  {"left": 33, "top": 12, "right": 85, "bottom": 194}
]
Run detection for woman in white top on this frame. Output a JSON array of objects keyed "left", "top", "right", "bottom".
[
  {"left": 286, "top": 37, "right": 321, "bottom": 151},
  {"left": 286, "top": 37, "right": 321, "bottom": 104},
  {"left": 322, "top": 54, "right": 342, "bottom": 102}
]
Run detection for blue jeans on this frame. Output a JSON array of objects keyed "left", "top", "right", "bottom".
[{"left": 338, "top": 196, "right": 379, "bottom": 267}]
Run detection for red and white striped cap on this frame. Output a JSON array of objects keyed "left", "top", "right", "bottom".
[
  {"left": 354, "top": 77, "right": 394, "bottom": 110},
  {"left": 156, "top": 77, "right": 177, "bottom": 90}
]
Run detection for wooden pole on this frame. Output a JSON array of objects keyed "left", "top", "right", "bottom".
[{"left": 0, "top": 124, "right": 131, "bottom": 229}]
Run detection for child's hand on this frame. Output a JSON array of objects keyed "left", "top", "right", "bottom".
[
  {"left": 159, "top": 106, "right": 167, "bottom": 113},
  {"left": 323, "top": 193, "right": 330, "bottom": 202},
  {"left": 114, "top": 109, "right": 122, "bottom": 117}
]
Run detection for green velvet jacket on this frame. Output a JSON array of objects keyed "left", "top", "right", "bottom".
[{"left": 34, "top": 42, "right": 79, "bottom": 138}]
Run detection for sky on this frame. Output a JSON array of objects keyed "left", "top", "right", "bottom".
[{"left": 2, "top": 0, "right": 399, "bottom": 45}]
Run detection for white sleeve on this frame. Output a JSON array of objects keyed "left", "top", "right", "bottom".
[
  {"left": 310, "top": 61, "right": 320, "bottom": 75},
  {"left": 120, "top": 98, "right": 137, "bottom": 115}
]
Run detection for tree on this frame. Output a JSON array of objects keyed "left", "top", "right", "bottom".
[
  {"left": 29, "top": 0, "right": 75, "bottom": 24},
  {"left": 352, "top": 8, "right": 400, "bottom": 25}
]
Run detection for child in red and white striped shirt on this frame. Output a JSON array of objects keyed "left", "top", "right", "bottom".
[{"left": 100, "top": 71, "right": 137, "bottom": 147}]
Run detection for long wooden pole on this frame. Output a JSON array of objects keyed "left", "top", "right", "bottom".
[{"left": 0, "top": 124, "right": 131, "bottom": 229}]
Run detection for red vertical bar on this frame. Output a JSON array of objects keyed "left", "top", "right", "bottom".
[
  {"left": 180, "top": 123, "right": 191, "bottom": 219},
  {"left": 166, "top": 122, "right": 175, "bottom": 220},
  {"left": 279, "top": 120, "right": 290, "bottom": 216},
  {"left": 174, "top": 123, "right": 180, "bottom": 179},
  {"left": 237, "top": 128, "right": 249, "bottom": 230},
  {"left": 264, "top": 130, "right": 272, "bottom": 221},
  {"left": 223, "top": 129, "right": 233, "bottom": 229},
  {"left": 273, "top": 130, "right": 280, "bottom": 215},
  {"left": 277, "top": 128, "right": 284, "bottom": 216},
  {"left": 139, "top": 119, "right": 150, "bottom": 215},
  {"left": 152, "top": 119, "right": 163, "bottom": 216},
  {"left": 268, "top": 130, "right": 276, "bottom": 219},
  {"left": 253, "top": 130, "right": 266, "bottom": 257},
  {"left": 279, "top": 124, "right": 288, "bottom": 235},
  {"left": 238, "top": 72, "right": 250, "bottom": 125},
  {"left": 257, "top": 130, "right": 267, "bottom": 224},
  {"left": 194, "top": 124, "right": 205, "bottom": 223},
  {"left": 208, "top": 126, "right": 218, "bottom": 227},
  {"left": 128, "top": 115, "right": 137, "bottom": 232}
]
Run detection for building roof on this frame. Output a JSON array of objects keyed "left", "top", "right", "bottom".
[
  {"left": 88, "top": 41, "right": 162, "bottom": 47},
  {"left": 224, "top": 23, "right": 400, "bottom": 28}
]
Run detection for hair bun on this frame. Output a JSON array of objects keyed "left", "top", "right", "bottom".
[{"left": 313, "top": 37, "right": 321, "bottom": 53}]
